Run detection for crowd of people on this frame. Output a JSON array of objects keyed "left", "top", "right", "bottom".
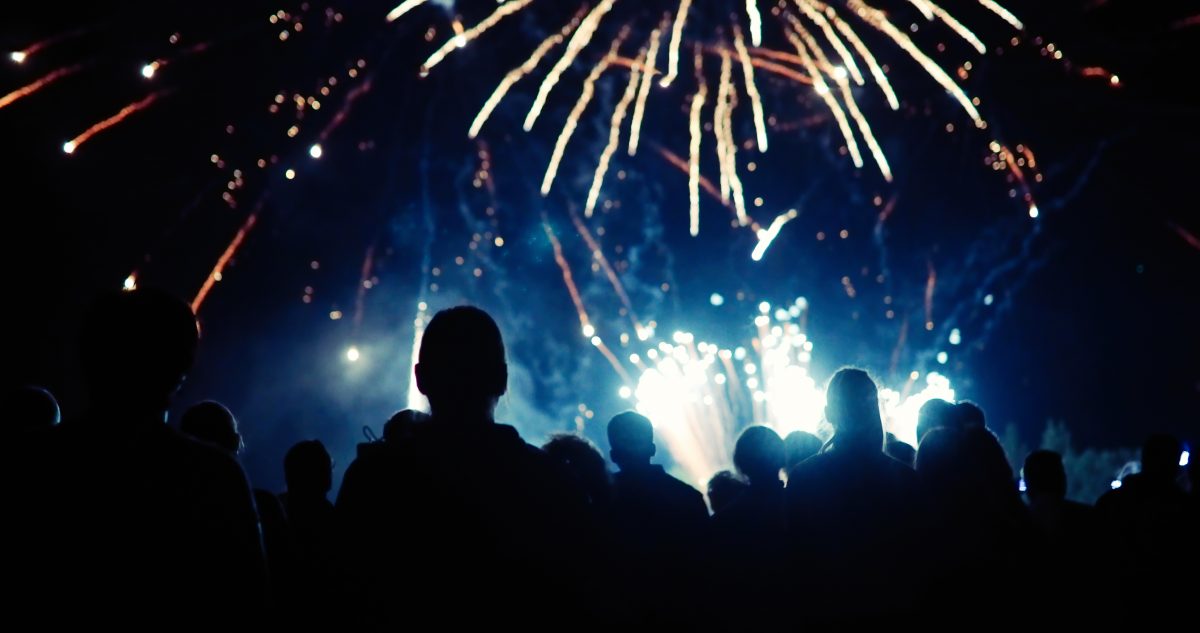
[{"left": 5, "top": 288, "right": 1197, "bottom": 629}]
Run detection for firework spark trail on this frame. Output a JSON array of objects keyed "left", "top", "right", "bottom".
[
  {"left": 1168, "top": 221, "right": 1200, "bottom": 252},
  {"left": 567, "top": 208, "right": 644, "bottom": 332},
  {"left": 385, "top": 0, "right": 430, "bottom": 22},
  {"left": 0, "top": 64, "right": 81, "bottom": 110},
  {"left": 924, "top": 262, "right": 937, "bottom": 329},
  {"left": 751, "top": 208, "right": 799, "bottom": 261},
  {"left": 9, "top": 24, "right": 93, "bottom": 63},
  {"left": 525, "top": 0, "right": 618, "bottom": 131},
  {"left": 353, "top": 243, "right": 376, "bottom": 329},
  {"left": 687, "top": 51, "right": 707, "bottom": 236},
  {"left": 789, "top": 16, "right": 891, "bottom": 180},
  {"left": 848, "top": 0, "right": 985, "bottom": 128},
  {"left": 655, "top": 145, "right": 736, "bottom": 214},
  {"left": 540, "top": 34, "right": 626, "bottom": 195},
  {"left": 978, "top": 0, "right": 1024, "bottom": 30},
  {"left": 627, "top": 26, "right": 663, "bottom": 156},
  {"left": 420, "top": 0, "right": 535, "bottom": 74},
  {"left": 747, "top": 56, "right": 813, "bottom": 85},
  {"left": 714, "top": 49, "right": 748, "bottom": 225},
  {"left": 317, "top": 76, "right": 374, "bottom": 142},
  {"left": 733, "top": 26, "right": 769, "bottom": 152},
  {"left": 714, "top": 50, "right": 731, "bottom": 202},
  {"left": 192, "top": 206, "right": 260, "bottom": 314},
  {"left": 889, "top": 316, "right": 909, "bottom": 375},
  {"left": 815, "top": 2, "right": 900, "bottom": 109},
  {"left": 796, "top": 1, "right": 864, "bottom": 85},
  {"left": 585, "top": 47, "right": 644, "bottom": 217},
  {"left": 470, "top": 16, "right": 582, "bottom": 139},
  {"left": 785, "top": 30, "right": 864, "bottom": 169},
  {"left": 915, "top": 0, "right": 987, "bottom": 54},
  {"left": 660, "top": 0, "right": 692, "bottom": 87},
  {"left": 746, "top": 0, "right": 764, "bottom": 46},
  {"left": 62, "top": 91, "right": 165, "bottom": 154},
  {"left": 142, "top": 41, "right": 212, "bottom": 80}
]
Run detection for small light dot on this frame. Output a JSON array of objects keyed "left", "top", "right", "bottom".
[{"left": 284, "top": 168, "right": 296, "bottom": 180}]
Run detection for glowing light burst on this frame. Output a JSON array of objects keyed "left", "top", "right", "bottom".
[
  {"left": 62, "top": 92, "right": 165, "bottom": 155},
  {"left": 630, "top": 298, "right": 955, "bottom": 486},
  {"left": 394, "top": 0, "right": 1035, "bottom": 247}
]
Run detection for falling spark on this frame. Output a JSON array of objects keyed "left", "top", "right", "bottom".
[
  {"left": 785, "top": 30, "right": 863, "bottom": 169},
  {"left": 746, "top": 0, "right": 764, "bottom": 46},
  {"left": 978, "top": 0, "right": 1024, "bottom": 30},
  {"left": 541, "top": 34, "right": 626, "bottom": 195},
  {"left": 919, "top": 1, "right": 987, "bottom": 54},
  {"left": 420, "top": 0, "right": 535, "bottom": 74},
  {"left": 656, "top": 145, "right": 734, "bottom": 213},
  {"left": 733, "top": 26, "right": 769, "bottom": 152},
  {"left": 688, "top": 49, "right": 707, "bottom": 236},
  {"left": 123, "top": 274, "right": 138, "bottom": 291},
  {"left": 660, "top": 0, "right": 692, "bottom": 87},
  {"left": 469, "top": 14, "right": 580, "bottom": 139},
  {"left": 192, "top": 208, "right": 260, "bottom": 313},
  {"left": 715, "top": 50, "right": 748, "bottom": 225},
  {"left": 585, "top": 47, "right": 644, "bottom": 217},
  {"left": 817, "top": 2, "right": 901, "bottom": 109},
  {"left": 141, "top": 61, "right": 160, "bottom": 79},
  {"left": 0, "top": 64, "right": 81, "bottom": 111},
  {"left": 62, "top": 91, "right": 165, "bottom": 154},
  {"left": 751, "top": 208, "right": 799, "bottom": 261},
  {"left": 542, "top": 219, "right": 592, "bottom": 336},
  {"left": 924, "top": 262, "right": 937, "bottom": 329},
  {"left": 848, "top": 0, "right": 985, "bottom": 128},
  {"left": 385, "top": 0, "right": 429, "bottom": 23},
  {"left": 627, "top": 26, "right": 663, "bottom": 156},
  {"left": 797, "top": 1, "right": 864, "bottom": 85},
  {"left": 568, "top": 208, "right": 644, "bottom": 331},
  {"left": 525, "top": 0, "right": 617, "bottom": 131}
]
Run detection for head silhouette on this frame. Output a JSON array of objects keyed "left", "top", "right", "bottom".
[
  {"left": 734, "top": 425, "right": 785, "bottom": 485},
  {"left": 885, "top": 438, "right": 917, "bottom": 467},
  {"left": 284, "top": 440, "right": 333, "bottom": 499},
  {"left": 5, "top": 385, "right": 61, "bottom": 431},
  {"left": 916, "top": 398, "right": 954, "bottom": 444},
  {"left": 825, "top": 368, "right": 884, "bottom": 452},
  {"left": 543, "top": 433, "right": 611, "bottom": 506},
  {"left": 784, "top": 430, "right": 822, "bottom": 471},
  {"left": 179, "top": 401, "right": 241, "bottom": 454},
  {"left": 1140, "top": 434, "right": 1182, "bottom": 483},
  {"left": 953, "top": 401, "right": 986, "bottom": 430},
  {"left": 707, "top": 470, "right": 748, "bottom": 514},
  {"left": 1023, "top": 450, "right": 1067, "bottom": 499},
  {"left": 382, "top": 408, "right": 430, "bottom": 442},
  {"left": 607, "top": 411, "right": 656, "bottom": 469},
  {"left": 80, "top": 288, "right": 198, "bottom": 414},
  {"left": 415, "top": 306, "right": 507, "bottom": 421}
]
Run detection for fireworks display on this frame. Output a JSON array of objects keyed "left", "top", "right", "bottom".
[{"left": 3, "top": 1, "right": 1153, "bottom": 482}]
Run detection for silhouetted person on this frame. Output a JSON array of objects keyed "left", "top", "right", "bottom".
[
  {"left": 707, "top": 469, "right": 748, "bottom": 515},
  {"left": 336, "top": 306, "right": 596, "bottom": 628},
  {"left": 4, "top": 385, "right": 60, "bottom": 432},
  {"left": 279, "top": 440, "right": 338, "bottom": 627},
  {"left": 179, "top": 400, "right": 293, "bottom": 617},
  {"left": 785, "top": 368, "right": 926, "bottom": 622},
  {"left": 543, "top": 433, "right": 612, "bottom": 510},
  {"left": 1097, "top": 434, "right": 1196, "bottom": 623},
  {"left": 884, "top": 434, "right": 917, "bottom": 467},
  {"left": 953, "top": 400, "right": 987, "bottom": 430},
  {"left": 712, "top": 426, "right": 788, "bottom": 629},
  {"left": 784, "top": 430, "right": 822, "bottom": 472},
  {"left": 9, "top": 289, "right": 266, "bottom": 627},
  {"left": 917, "top": 426, "right": 1033, "bottom": 624},
  {"left": 915, "top": 397, "right": 954, "bottom": 445},
  {"left": 607, "top": 410, "right": 709, "bottom": 628}
]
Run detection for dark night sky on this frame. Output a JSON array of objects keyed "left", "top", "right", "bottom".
[{"left": 2, "top": 1, "right": 1196, "bottom": 491}]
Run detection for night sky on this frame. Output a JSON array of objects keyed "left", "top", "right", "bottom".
[{"left": 3, "top": 1, "right": 1196, "bottom": 491}]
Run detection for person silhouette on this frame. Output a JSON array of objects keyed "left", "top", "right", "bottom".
[
  {"left": 884, "top": 432, "right": 917, "bottom": 467},
  {"left": 952, "top": 400, "right": 987, "bottom": 430},
  {"left": 279, "top": 440, "right": 338, "bottom": 627},
  {"left": 9, "top": 289, "right": 266, "bottom": 627},
  {"left": 335, "top": 306, "right": 596, "bottom": 628},
  {"left": 4, "top": 385, "right": 61, "bottom": 433},
  {"left": 783, "top": 430, "right": 822, "bottom": 472},
  {"left": 606, "top": 410, "right": 709, "bottom": 628},
  {"left": 785, "top": 368, "right": 925, "bottom": 623},
  {"left": 711, "top": 425, "right": 788, "bottom": 629},
  {"left": 707, "top": 469, "right": 748, "bottom": 515},
  {"left": 915, "top": 398, "right": 954, "bottom": 445},
  {"left": 543, "top": 433, "right": 612, "bottom": 510}
]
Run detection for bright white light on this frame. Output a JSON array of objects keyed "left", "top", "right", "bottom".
[
  {"left": 1181, "top": 450, "right": 1190, "bottom": 467},
  {"left": 284, "top": 168, "right": 296, "bottom": 180},
  {"left": 1028, "top": 205, "right": 1039, "bottom": 219},
  {"left": 710, "top": 293, "right": 725, "bottom": 306},
  {"left": 346, "top": 346, "right": 361, "bottom": 362},
  {"left": 123, "top": 275, "right": 137, "bottom": 291},
  {"left": 11, "top": 51, "right": 27, "bottom": 63},
  {"left": 949, "top": 328, "right": 962, "bottom": 345},
  {"left": 1018, "top": 478, "right": 1027, "bottom": 492},
  {"left": 984, "top": 294, "right": 994, "bottom": 306},
  {"left": 1110, "top": 479, "right": 1122, "bottom": 490},
  {"left": 618, "top": 385, "right": 632, "bottom": 399},
  {"left": 309, "top": 143, "right": 323, "bottom": 159},
  {"left": 141, "top": 63, "right": 158, "bottom": 79},
  {"left": 590, "top": 336, "right": 602, "bottom": 347},
  {"left": 832, "top": 66, "right": 848, "bottom": 80},
  {"left": 62, "top": 141, "right": 76, "bottom": 154},
  {"left": 937, "top": 351, "right": 948, "bottom": 364},
  {"left": 582, "top": 324, "right": 595, "bottom": 337},
  {"left": 758, "top": 301, "right": 771, "bottom": 314}
]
